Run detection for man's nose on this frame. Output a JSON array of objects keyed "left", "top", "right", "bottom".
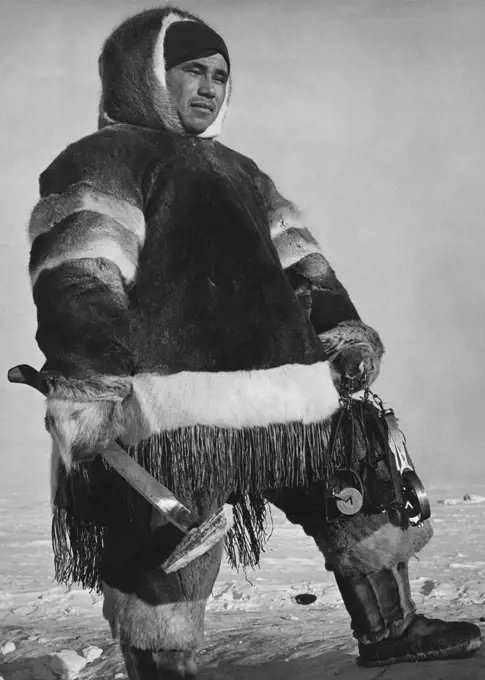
[{"left": 198, "top": 76, "right": 216, "bottom": 97}]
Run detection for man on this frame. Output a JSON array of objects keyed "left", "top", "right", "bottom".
[{"left": 26, "top": 6, "right": 481, "bottom": 679}]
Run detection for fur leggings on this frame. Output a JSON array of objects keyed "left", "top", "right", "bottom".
[{"left": 102, "top": 486, "right": 432, "bottom": 670}]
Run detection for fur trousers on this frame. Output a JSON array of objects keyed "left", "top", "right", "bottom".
[
  {"left": 102, "top": 487, "right": 225, "bottom": 652},
  {"left": 102, "top": 484, "right": 433, "bottom": 657},
  {"left": 265, "top": 485, "right": 433, "bottom": 577}
]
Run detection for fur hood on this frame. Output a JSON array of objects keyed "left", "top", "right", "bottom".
[{"left": 98, "top": 7, "right": 231, "bottom": 139}]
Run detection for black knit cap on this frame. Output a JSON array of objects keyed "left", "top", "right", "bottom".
[{"left": 164, "top": 21, "right": 230, "bottom": 73}]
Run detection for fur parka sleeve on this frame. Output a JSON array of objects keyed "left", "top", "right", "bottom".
[
  {"left": 28, "top": 131, "right": 146, "bottom": 467},
  {"left": 256, "top": 170, "right": 384, "bottom": 388}
]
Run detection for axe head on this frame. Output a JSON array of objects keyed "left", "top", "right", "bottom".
[{"left": 162, "top": 505, "right": 233, "bottom": 574}]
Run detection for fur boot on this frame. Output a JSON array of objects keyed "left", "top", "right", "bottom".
[
  {"left": 336, "top": 562, "right": 482, "bottom": 665},
  {"left": 120, "top": 644, "right": 197, "bottom": 680}
]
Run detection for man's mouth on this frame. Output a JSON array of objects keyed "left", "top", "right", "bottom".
[{"left": 190, "top": 101, "right": 215, "bottom": 112}]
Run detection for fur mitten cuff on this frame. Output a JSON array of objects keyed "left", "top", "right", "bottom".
[{"left": 319, "top": 320, "right": 384, "bottom": 391}]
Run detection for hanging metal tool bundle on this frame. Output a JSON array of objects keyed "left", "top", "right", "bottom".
[{"left": 323, "top": 378, "right": 430, "bottom": 526}]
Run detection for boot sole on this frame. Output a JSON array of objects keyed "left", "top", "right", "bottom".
[{"left": 358, "top": 634, "right": 482, "bottom": 667}]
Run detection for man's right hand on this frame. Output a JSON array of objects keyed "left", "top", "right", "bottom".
[{"left": 318, "top": 320, "right": 384, "bottom": 392}]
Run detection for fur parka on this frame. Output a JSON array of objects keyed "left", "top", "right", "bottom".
[{"left": 28, "top": 6, "right": 383, "bottom": 492}]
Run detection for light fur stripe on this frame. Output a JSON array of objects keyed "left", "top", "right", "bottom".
[
  {"left": 29, "top": 182, "right": 145, "bottom": 245},
  {"left": 269, "top": 205, "right": 304, "bottom": 239},
  {"left": 316, "top": 520, "right": 433, "bottom": 577},
  {"left": 103, "top": 584, "right": 210, "bottom": 648},
  {"left": 153, "top": 11, "right": 192, "bottom": 89},
  {"left": 272, "top": 225, "right": 323, "bottom": 270},
  {"left": 30, "top": 239, "right": 137, "bottom": 286},
  {"left": 122, "top": 362, "right": 340, "bottom": 445}
]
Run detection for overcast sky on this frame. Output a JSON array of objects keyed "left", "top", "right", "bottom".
[{"left": 1, "top": 0, "right": 485, "bottom": 493}]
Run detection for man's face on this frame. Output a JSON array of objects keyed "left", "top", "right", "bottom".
[{"left": 165, "top": 53, "right": 229, "bottom": 135}]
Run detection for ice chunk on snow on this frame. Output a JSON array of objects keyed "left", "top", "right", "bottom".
[
  {"left": 82, "top": 645, "right": 103, "bottom": 663},
  {"left": 50, "top": 650, "right": 87, "bottom": 679},
  {"left": 0, "top": 641, "right": 16, "bottom": 655},
  {"left": 438, "top": 494, "right": 485, "bottom": 505}
]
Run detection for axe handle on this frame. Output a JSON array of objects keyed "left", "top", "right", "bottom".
[{"left": 101, "top": 442, "right": 196, "bottom": 534}]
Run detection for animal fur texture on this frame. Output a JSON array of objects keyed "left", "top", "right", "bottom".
[
  {"left": 120, "top": 645, "right": 197, "bottom": 680},
  {"left": 314, "top": 516, "right": 434, "bottom": 577},
  {"left": 123, "top": 363, "right": 340, "bottom": 438},
  {"left": 100, "top": 473, "right": 228, "bottom": 655},
  {"left": 320, "top": 320, "right": 385, "bottom": 388},
  {"left": 102, "top": 542, "right": 224, "bottom": 650}
]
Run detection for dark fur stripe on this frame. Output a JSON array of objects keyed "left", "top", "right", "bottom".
[
  {"left": 289, "top": 252, "right": 334, "bottom": 285},
  {"left": 33, "top": 259, "right": 133, "bottom": 377}
]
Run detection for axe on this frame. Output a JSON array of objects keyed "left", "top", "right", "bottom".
[{"left": 7, "top": 364, "right": 233, "bottom": 574}]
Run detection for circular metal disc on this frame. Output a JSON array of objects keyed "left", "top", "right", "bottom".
[{"left": 336, "top": 487, "right": 363, "bottom": 515}]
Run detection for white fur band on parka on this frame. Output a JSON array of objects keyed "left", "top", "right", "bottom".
[
  {"left": 48, "top": 361, "right": 340, "bottom": 499},
  {"left": 122, "top": 361, "right": 340, "bottom": 445}
]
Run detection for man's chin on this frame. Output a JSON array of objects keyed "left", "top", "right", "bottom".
[{"left": 181, "top": 112, "right": 217, "bottom": 135}]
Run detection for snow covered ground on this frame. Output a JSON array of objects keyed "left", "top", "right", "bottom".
[{"left": 1, "top": 487, "right": 485, "bottom": 679}]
